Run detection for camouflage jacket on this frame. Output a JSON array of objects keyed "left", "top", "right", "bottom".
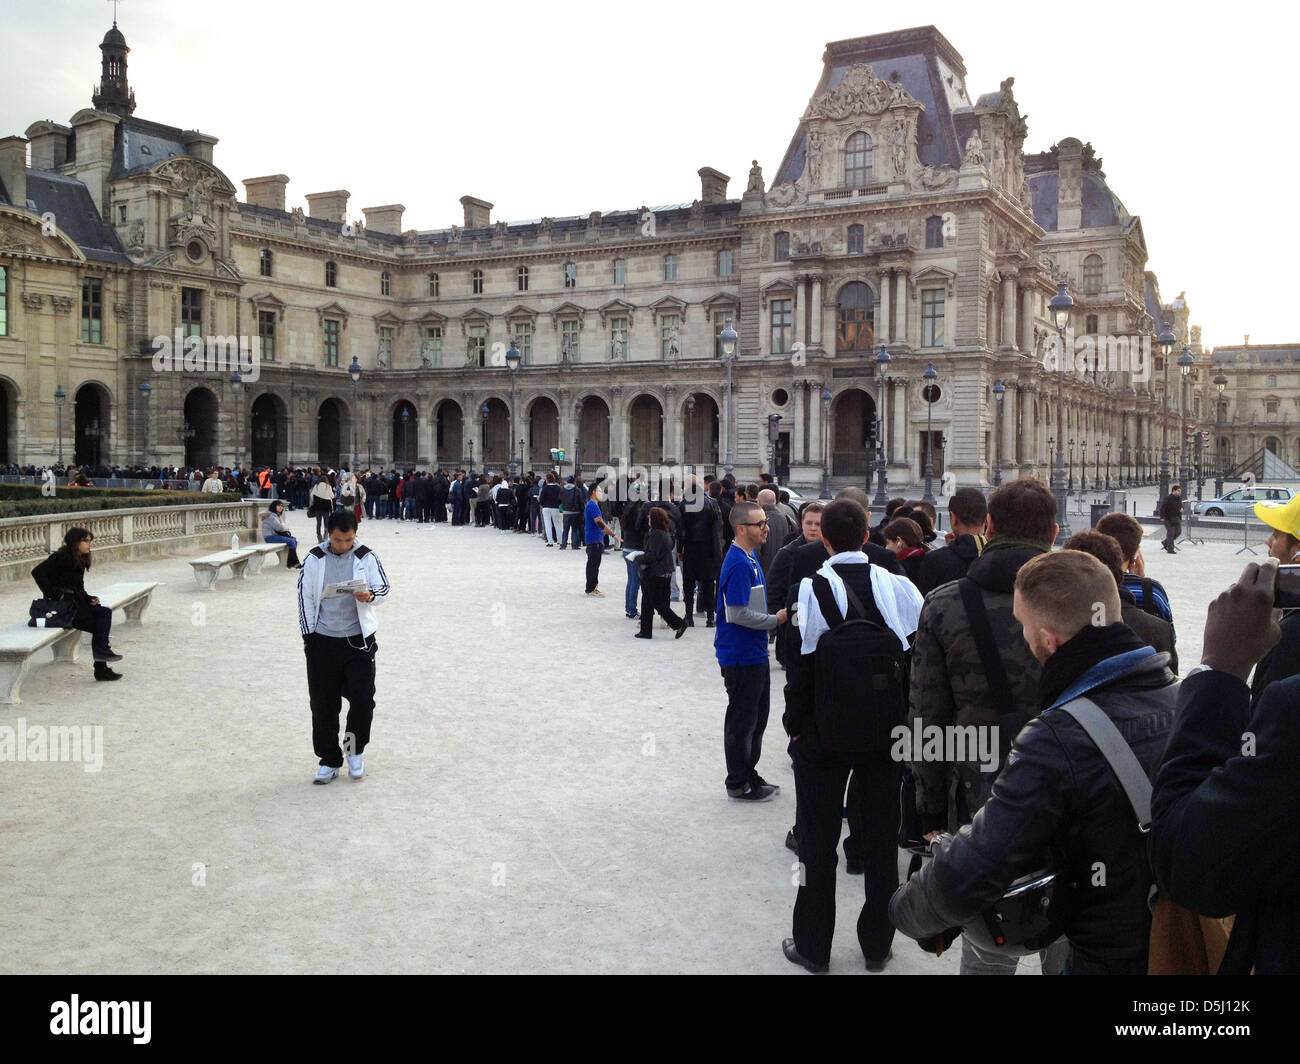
[{"left": 907, "top": 541, "right": 1048, "bottom": 833}]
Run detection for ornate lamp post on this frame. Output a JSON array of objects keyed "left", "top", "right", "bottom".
[
  {"left": 229, "top": 370, "right": 243, "bottom": 470},
  {"left": 766, "top": 413, "right": 782, "bottom": 482},
  {"left": 1214, "top": 368, "right": 1228, "bottom": 497},
  {"left": 573, "top": 397, "right": 584, "bottom": 477},
  {"left": 719, "top": 324, "right": 738, "bottom": 476},
  {"left": 992, "top": 379, "right": 1005, "bottom": 488},
  {"left": 1048, "top": 279, "right": 1074, "bottom": 543},
  {"left": 347, "top": 355, "right": 362, "bottom": 473},
  {"left": 1095, "top": 440, "right": 1102, "bottom": 491},
  {"left": 820, "top": 385, "right": 832, "bottom": 499},
  {"left": 1106, "top": 440, "right": 1112, "bottom": 490},
  {"left": 400, "top": 407, "right": 411, "bottom": 467},
  {"left": 138, "top": 379, "right": 151, "bottom": 468},
  {"left": 505, "top": 340, "right": 522, "bottom": 476},
  {"left": 685, "top": 392, "right": 696, "bottom": 471},
  {"left": 1177, "top": 345, "right": 1194, "bottom": 490},
  {"left": 54, "top": 385, "right": 67, "bottom": 465},
  {"left": 873, "top": 346, "right": 891, "bottom": 505},
  {"left": 1156, "top": 324, "right": 1175, "bottom": 509},
  {"left": 480, "top": 402, "right": 490, "bottom": 471},
  {"left": 1068, "top": 438, "right": 1075, "bottom": 494},
  {"left": 922, "top": 362, "right": 938, "bottom": 504}
]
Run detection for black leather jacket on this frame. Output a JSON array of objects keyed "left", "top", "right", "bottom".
[{"left": 890, "top": 651, "right": 1178, "bottom": 966}]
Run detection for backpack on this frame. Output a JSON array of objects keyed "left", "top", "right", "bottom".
[
  {"left": 1137, "top": 577, "right": 1163, "bottom": 619},
  {"left": 810, "top": 573, "right": 908, "bottom": 755}
]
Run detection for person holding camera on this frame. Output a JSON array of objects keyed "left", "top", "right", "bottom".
[
  {"left": 889, "top": 550, "right": 1178, "bottom": 974},
  {"left": 1248, "top": 495, "right": 1300, "bottom": 698}
]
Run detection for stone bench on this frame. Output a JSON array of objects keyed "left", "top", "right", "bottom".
[
  {"left": 246, "top": 541, "right": 288, "bottom": 575},
  {"left": 189, "top": 547, "right": 258, "bottom": 590},
  {"left": 0, "top": 580, "right": 159, "bottom": 705}
]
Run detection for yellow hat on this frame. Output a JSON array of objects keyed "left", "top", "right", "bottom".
[{"left": 1254, "top": 493, "right": 1300, "bottom": 536}]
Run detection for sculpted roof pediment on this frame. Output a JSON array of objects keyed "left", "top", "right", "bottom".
[{"left": 804, "top": 64, "right": 921, "bottom": 122}]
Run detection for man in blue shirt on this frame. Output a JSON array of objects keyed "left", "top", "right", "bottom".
[
  {"left": 585, "top": 483, "right": 620, "bottom": 595},
  {"left": 715, "top": 501, "right": 788, "bottom": 800}
]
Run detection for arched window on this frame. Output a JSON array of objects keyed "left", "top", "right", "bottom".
[
  {"left": 380, "top": 271, "right": 391, "bottom": 296},
  {"left": 925, "top": 216, "right": 944, "bottom": 248},
  {"left": 259, "top": 249, "right": 273, "bottom": 277},
  {"left": 844, "top": 132, "right": 873, "bottom": 187},
  {"left": 517, "top": 265, "right": 529, "bottom": 292},
  {"left": 836, "top": 282, "right": 875, "bottom": 353},
  {"left": 427, "top": 272, "right": 439, "bottom": 298},
  {"left": 847, "top": 225, "right": 864, "bottom": 254},
  {"left": 1082, "top": 254, "right": 1103, "bottom": 293},
  {"left": 773, "top": 231, "right": 790, "bottom": 262},
  {"left": 325, "top": 261, "right": 337, "bottom": 288},
  {"left": 472, "top": 269, "right": 484, "bottom": 295}
]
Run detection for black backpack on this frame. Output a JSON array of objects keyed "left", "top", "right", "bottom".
[{"left": 810, "top": 573, "right": 908, "bottom": 755}]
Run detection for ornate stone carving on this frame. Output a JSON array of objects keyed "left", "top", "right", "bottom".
[
  {"left": 127, "top": 218, "right": 146, "bottom": 249},
  {"left": 50, "top": 295, "right": 74, "bottom": 314},
  {"left": 804, "top": 64, "right": 917, "bottom": 120},
  {"left": 919, "top": 164, "right": 957, "bottom": 190},
  {"left": 888, "top": 116, "right": 910, "bottom": 177},
  {"left": 538, "top": 217, "right": 553, "bottom": 236},
  {"left": 765, "top": 177, "right": 807, "bottom": 208},
  {"left": 806, "top": 131, "right": 824, "bottom": 185},
  {"left": 20, "top": 292, "right": 43, "bottom": 311},
  {"left": 113, "top": 301, "right": 130, "bottom": 319},
  {"left": 0, "top": 225, "right": 38, "bottom": 253},
  {"left": 290, "top": 206, "right": 305, "bottom": 224},
  {"left": 747, "top": 160, "right": 765, "bottom": 194},
  {"left": 963, "top": 132, "right": 985, "bottom": 166}
]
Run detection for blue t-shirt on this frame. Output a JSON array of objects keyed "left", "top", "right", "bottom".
[
  {"left": 584, "top": 499, "right": 603, "bottom": 543},
  {"left": 1121, "top": 573, "right": 1173, "bottom": 624},
  {"left": 714, "top": 544, "right": 769, "bottom": 667}
]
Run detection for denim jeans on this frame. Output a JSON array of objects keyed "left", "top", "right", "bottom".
[{"left": 623, "top": 550, "right": 641, "bottom": 615}]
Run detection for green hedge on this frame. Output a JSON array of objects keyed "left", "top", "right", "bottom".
[
  {"left": 0, "top": 490, "right": 242, "bottom": 518},
  {"left": 0, "top": 483, "right": 190, "bottom": 500}
]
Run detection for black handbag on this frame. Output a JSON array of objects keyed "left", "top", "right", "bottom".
[{"left": 29, "top": 597, "right": 77, "bottom": 628}]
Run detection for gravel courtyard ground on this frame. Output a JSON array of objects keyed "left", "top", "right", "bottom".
[{"left": 0, "top": 499, "right": 1274, "bottom": 974}]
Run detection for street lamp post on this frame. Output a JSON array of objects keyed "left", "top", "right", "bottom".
[
  {"left": 347, "top": 355, "right": 362, "bottom": 473},
  {"left": 1048, "top": 280, "right": 1074, "bottom": 544},
  {"left": 1106, "top": 440, "right": 1112, "bottom": 490},
  {"left": 992, "top": 379, "right": 1005, "bottom": 488},
  {"left": 400, "top": 407, "right": 410, "bottom": 467},
  {"left": 1156, "top": 325, "right": 1175, "bottom": 509},
  {"left": 1095, "top": 440, "right": 1102, "bottom": 491},
  {"left": 54, "top": 385, "right": 67, "bottom": 465},
  {"left": 481, "top": 402, "right": 490, "bottom": 471},
  {"left": 505, "top": 341, "right": 522, "bottom": 476},
  {"left": 574, "top": 398, "right": 584, "bottom": 478},
  {"left": 873, "top": 346, "right": 891, "bottom": 505},
  {"left": 720, "top": 325, "right": 738, "bottom": 476},
  {"left": 685, "top": 393, "right": 696, "bottom": 472},
  {"left": 138, "top": 380, "right": 151, "bottom": 468},
  {"left": 1068, "top": 438, "right": 1075, "bottom": 493},
  {"left": 767, "top": 413, "right": 782, "bottom": 482},
  {"left": 820, "top": 386, "right": 832, "bottom": 498},
  {"left": 1214, "top": 369, "right": 1228, "bottom": 497},
  {"left": 922, "top": 363, "right": 938, "bottom": 504},
  {"left": 230, "top": 370, "right": 243, "bottom": 471},
  {"left": 1177, "top": 345, "right": 1194, "bottom": 491}
]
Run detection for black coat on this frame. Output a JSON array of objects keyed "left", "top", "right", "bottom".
[
  {"left": 1250, "top": 609, "right": 1300, "bottom": 702},
  {"left": 891, "top": 651, "right": 1178, "bottom": 967},
  {"left": 915, "top": 534, "right": 982, "bottom": 596},
  {"left": 1151, "top": 671, "right": 1300, "bottom": 974},
  {"left": 640, "top": 528, "right": 676, "bottom": 580},
  {"left": 1160, "top": 493, "right": 1184, "bottom": 523},
  {"left": 31, "top": 550, "right": 94, "bottom": 624}
]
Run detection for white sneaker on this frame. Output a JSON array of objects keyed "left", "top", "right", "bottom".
[
  {"left": 347, "top": 753, "right": 365, "bottom": 779},
  {"left": 313, "top": 765, "right": 338, "bottom": 785}
]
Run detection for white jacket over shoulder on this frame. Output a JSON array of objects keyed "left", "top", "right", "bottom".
[{"left": 297, "top": 542, "right": 390, "bottom": 637}]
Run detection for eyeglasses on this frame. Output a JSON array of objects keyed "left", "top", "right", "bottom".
[{"left": 740, "top": 520, "right": 769, "bottom": 528}]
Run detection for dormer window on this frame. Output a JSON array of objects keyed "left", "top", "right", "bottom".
[
  {"left": 844, "top": 132, "right": 873, "bottom": 186},
  {"left": 1082, "top": 254, "right": 1103, "bottom": 294}
]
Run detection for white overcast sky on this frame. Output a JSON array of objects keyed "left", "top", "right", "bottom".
[{"left": 3, "top": 0, "right": 1295, "bottom": 350}]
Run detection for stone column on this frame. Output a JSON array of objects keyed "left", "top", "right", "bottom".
[
  {"left": 894, "top": 269, "right": 906, "bottom": 346},
  {"left": 809, "top": 277, "right": 824, "bottom": 347},
  {"left": 1002, "top": 384, "right": 1018, "bottom": 469},
  {"left": 1020, "top": 286, "right": 1035, "bottom": 353},
  {"left": 791, "top": 382, "right": 806, "bottom": 464},
  {"left": 877, "top": 270, "right": 891, "bottom": 343},
  {"left": 892, "top": 377, "right": 908, "bottom": 472},
  {"left": 1001, "top": 274, "right": 1017, "bottom": 350},
  {"left": 792, "top": 276, "right": 804, "bottom": 349},
  {"left": 809, "top": 381, "right": 825, "bottom": 473}
]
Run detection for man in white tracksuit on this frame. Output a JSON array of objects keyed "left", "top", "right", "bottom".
[{"left": 298, "top": 508, "right": 391, "bottom": 784}]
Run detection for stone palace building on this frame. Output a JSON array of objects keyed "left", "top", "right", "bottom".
[{"left": 0, "top": 21, "right": 1220, "bottom": 490}]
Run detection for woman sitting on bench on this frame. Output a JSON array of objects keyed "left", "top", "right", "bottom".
[
  {"left": 31, "top": 527, "right": 122, "bottom": 682},
  {"left": 261, "top": 500, "right": 301, "bottom": 569}
]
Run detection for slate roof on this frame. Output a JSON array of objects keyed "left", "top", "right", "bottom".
[
  {"left": 1028, "top": 169, "right": 1130, "bottom": 232},
  {"left": 0, "top": 168, "right": 127, "bottom": 262},
  {"left": 111, "top": 115, "right": 188, "bottom": 178}
]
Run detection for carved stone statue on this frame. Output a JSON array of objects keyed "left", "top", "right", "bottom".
[
  {"left": 291, "top": 206, "right": 305, "bottom": 223},
  {"left": 127, "top": 218, "right": 146, "bottom": 248},
  {"left": 919, "top": 164, "right": 957, "bottom": 190},
  {"left": 806, "top": 131, "right": 824, "bottom": 185},
  {"left": 963, "top": 131, "right": 985, "bottom": 167},
  {"left": 889, "top": 117, "right": 909, "bottom": 177},
  {"left": 538, "top": 217, "right": 553, "bottom": 235},
  {"left": 496, "top": 220, "right": 508, "bottom": 237},
  {"left": 449, "top": 224, "right": 461, "bottom": 243},
  {"left": 747, "top": 160, "right": 765, "bottom": 194},
  {"left": 665, "top": 326, "right": 681, "bottom": 360}
]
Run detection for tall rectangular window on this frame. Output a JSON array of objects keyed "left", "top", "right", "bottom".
[
  {"left": 847, "top": 224, "right": 864, "bottom": 254},
  {"left": 469, "top": 324, "right": 486, "bottom": 366},
  {"left": 561, "top": 319, "right": 580, "bottom": 362},
  {"left": 774, "top": 232, "right": 790, "bottom": 261},
  {"left": 323, "top": 319, "right": 339, "bottom": 366},
  {"left": 0, "top": 265, "right": 7, "bottom": 336},
  {"left": 613, "top": 258, "right": 627, "bottom": 286},
  {"left": 258, "top": 309, "right": 276, "bottom": 361},
  {"left": 660, "top": 314, "right": 680, "bottom": 359},
  {"left": 422, "top": 326, "right": 443, "bottom": 367},
  {"left": 563, "top": 262, "right": 577, "bottom": 288},
  {"left": 472, "top": 269, "right": 484, "bottom": 295},
  {"left": 663, "top": 254, "right": 678, "bottom": 281},
  {"left": 259, "top": 249, "right": 273, "bottom": 277},
  {"left": 81, "top": 278, "right": 104, "bottom": 343},
  {"left": 770, "top": 299, "right": 792, "bottom": 354},
  {"left": 428, "top": 273, "right": 440, "bottom": 298},
  {"left": 179, "top": 286, "right": 201, "bottom": 341},
  {"left": 717, "top": 249, "right": 733, "bottom": 278},
  {"left": 921, "top": 289, "right": 945, "bottom": 347},
  {"left": 713, "top": 311, "right": 734, "bottom": 358},
  {"left": 610, "top": 316, "right": 629, "bottom": 359},
  {"left": 379, "top": 326, "right": 393, "bottom": 364},
  {"left": 513, "top": 321, "right": 533, "bottom": 364}
]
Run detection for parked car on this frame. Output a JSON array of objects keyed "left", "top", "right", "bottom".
[{"left": 1193, "top": 484, "right": 1295, "bottom": 518}]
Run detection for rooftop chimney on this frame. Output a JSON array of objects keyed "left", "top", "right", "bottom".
[
  {"left": 305, "top": 189, "right": 350, "bottom": 224},
  {"left": 1244, "top": 334, "right": 1250, "bottom": 346},
  {"left": 362, "top": 204, "right": 405, "bottom": 235},
  {"left": 182, "top": 130, "right": 218, "bottom": 166},
  {"left": 460, "top": 195, "right": 493, "bottom": 228},
  {"left": 0, "top": 136, "right": 28, "bottom": 209},
  {"left": 1056, "top": 137, "right": 1083, "bottom": 231},
  {"left": 243, "top": 174, "right": 289, "bottom": 211},
  {"left": 697, "top": 167, "right": 730, "bottom": 205},
  {"left": 25, "top": 121, "right": 72, "bottom": 170}
]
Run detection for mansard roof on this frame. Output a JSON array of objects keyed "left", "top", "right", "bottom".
[
  {"left": 1027, "top": 168, "right": 1131, "bottom": 232},
  {"left": 0, "top": 168, "right": 127, "bottom": 262}
]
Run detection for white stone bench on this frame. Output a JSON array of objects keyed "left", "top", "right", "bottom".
[
  {"left": 189, "top": 547, "right": 258, "bottom": 590},
  {"left": 246, "top": 541, "right": 288, "bottom": 575},
  {"left": 0, "top": 580, "right": 159, "bottom": 705}
]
